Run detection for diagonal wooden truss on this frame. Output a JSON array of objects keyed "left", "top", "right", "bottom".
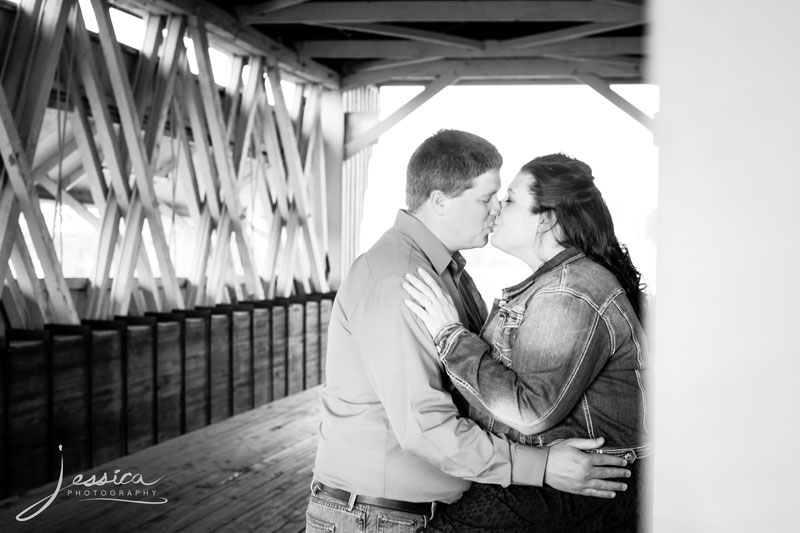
[{"left": 0, "top": 0, "right": 335, "bottom": 325}]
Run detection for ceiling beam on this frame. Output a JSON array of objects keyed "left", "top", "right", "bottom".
[
  {"left": 110, "top": 0, "right": 339, "bottom": 87},
  {"left": 314, "top": 22, "right": 483, "bottom": 49},
  {"left": 242, "top": 1, "right": 641, "bottom": 24},
  {"left": 347, "top": 56, "right": 444, "bottom": 75},
  {"left": 501, "top": 20, "right": 643, "bottom": 49},
  {"left": 296, "top": 37, "right": 644, "bottom": 59},
  {"left": 343, "top": 58, "right": 641, "bottom": 89},
  {"left": 236, "top": 0, "right": 311, "bottom": 18}
]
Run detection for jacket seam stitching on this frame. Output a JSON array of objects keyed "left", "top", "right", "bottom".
[
  {"left": 581, "top": 394, "right": 595, "bottom": 438},
  {"left": 443, "top": 299, "right": 601, "bottom": 433}
]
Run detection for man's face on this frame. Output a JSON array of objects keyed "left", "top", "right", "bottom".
[{"left": 442, "top": 169, "right": 502, "bottom": 251}]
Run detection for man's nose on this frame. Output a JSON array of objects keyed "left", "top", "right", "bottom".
[{"left": 489, "top": 196, "right": 501, "bottom": 216}]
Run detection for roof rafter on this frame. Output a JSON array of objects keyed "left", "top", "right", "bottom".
[
  {"left": 241, "top": 1, "right": 641, "bottom": 24},
  {"left": 501, "top": 20, "right": 643, "bottom": 49},
  {"left": 343, "top": 58, "right": 641, "bottom": 89},
  {"left": 296, "top": 37, "right": 644, "bottom": 59},
  {"left": 237, "top": 0, "right": 311, "bottom": 18},
  {"left": 314, "top": 22, "right": 483, "bottom": 49}
]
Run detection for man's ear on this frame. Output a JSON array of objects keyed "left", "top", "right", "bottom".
[{"left": 429, "top": 190, "right": 448, "bottom": 215}]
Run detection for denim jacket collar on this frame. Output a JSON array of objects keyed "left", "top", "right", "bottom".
[
  {"left": 502, "top": 247, "right": 583, "bottom": 300},
  {"left": 393, "top": 210, "right": 454, "bottom": 275}
]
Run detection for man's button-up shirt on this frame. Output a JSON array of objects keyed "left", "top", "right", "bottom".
[{"left": 313, "top": 210, "right": 548, "bottom": 504}]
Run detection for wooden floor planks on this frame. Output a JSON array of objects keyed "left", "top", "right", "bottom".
[{"left": 0, "top": 386, "right": 322, "bottom": 532}]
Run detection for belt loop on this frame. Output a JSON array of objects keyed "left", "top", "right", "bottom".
[
  {"left": 430, "top": 502, "right": 437, "bottom": 520},
  {"left": 346, "top": 492, "right": 357, "bottom": 512},
  {"left": 310, "top": 480, "right": 320, "bottom": 495}
]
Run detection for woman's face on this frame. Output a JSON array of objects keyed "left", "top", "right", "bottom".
[{"left": 490, "top": 172, "right": 543, "bottom": 261}]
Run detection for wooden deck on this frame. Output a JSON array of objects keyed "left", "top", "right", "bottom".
[{"left": 0, "top": 386, "right": 322, "bottom": 532}]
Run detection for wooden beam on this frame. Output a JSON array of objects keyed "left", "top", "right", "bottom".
[
  {"left": 262, "top": 210, "right": 284, "bottom": 298},
  {"left": 143, "top": 15, "right": 187, "bottom": 162},
  {"left": 501, "top": 20, "right": 644, "bottom": 50},
  {"left": 112, "top": 0, "right": 339, "bottom": 88},
  {"left": 171, "top": 102, "right": 203, "bottom": 222},
  {"left": 256, "top": 92, "right": 291, "bottom": 219},
  {"left": 88, "top": 193, "right": 120, "bottom": 318},
  {"left": 574, "top": 72, "right": 653, "bottom": 132},
  {"left": 36, "top": 176, "right": 101, "bottom": 229},
  {"left": 1, "top": 0, "right": 45, "bottom": 108},
  {"left": 236, "top": 0, "right": 311, "bottom": 19},
  {"left": 205, "top": 209, "right": 232, "bottom": 304},
  {"left": 267, "top": 65, "right": 329, "bottom": 292},
  {"left": 186, "top": 205, "right": 213, "bottom": 307},
  {"left": 32, "top": 122, "right": 75, "bottom": 170},
  {"left": 0, "top": 84, "right": 80, "bottom": 323},
  {"left": 90, "top": 0, "right": 184, "bottom": 310},
  {"left": 233, "top": 56, "right": 265, "bottom": 177},
  {"left": 190, "top": 17, "right": 264, "bottom": 300},
  {"left": 242, "top": 1, "right": 641, "bottom": 24},
  {"left": 68, "top": 96, "right": 109, "bottom": 209},
  {"left": 345, "top": 73, "right": 457, "bottom": 158},
  {"left": 180, "top": 73, "right": 222, "bottom": 221},
  {"left": 343, "top": 57, "right": 641, "bottom": 87},
  {"left": 347, "top": 57, "right": 444, "bottom": 75},
  {"left": 0, "top": 187, "right": 18, "bottom": 295},
  {"left": 296, "top": 37, "right": 644, "bottom": 59},
  {"left": 0, "top": 0, "right": 80, "bottom": 326},
  {"left": 71, "top": 11, "right": 131, "bottom": 210},
  {"left": 315, "top": 22, "right": 482, "bottom": 50},
  {"left": 13, "top": 0, "right": 73, "bottom": 151},
  {"left": 10, "top": 230, "right": 47, "bottom": 327},
  {"left": 224, "top": 55, "right": 246, "bottom": 142}
]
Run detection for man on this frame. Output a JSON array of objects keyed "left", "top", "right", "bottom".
[{"left": 307, "top": 130, "right": 630, "bottom": 531}]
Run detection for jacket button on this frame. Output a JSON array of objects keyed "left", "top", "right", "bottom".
[{"left": 623, "top": 451, "right": 636, "bottom": 463}]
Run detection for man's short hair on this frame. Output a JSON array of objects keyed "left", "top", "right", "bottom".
[{"left": 406, "top": 129, "right": 503, "bottom": 212}]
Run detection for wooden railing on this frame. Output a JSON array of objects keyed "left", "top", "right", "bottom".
[{"left": 0, "top": 292, "right": 334, "bottom": 499}]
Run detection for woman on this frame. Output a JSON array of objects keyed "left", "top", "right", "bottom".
[{"left": 403, "top": 153, "right": 649, "bottom": 531}]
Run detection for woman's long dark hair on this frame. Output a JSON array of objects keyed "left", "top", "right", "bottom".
[{"left": 521, "top": 153, "right": 646, "bottom": 320}]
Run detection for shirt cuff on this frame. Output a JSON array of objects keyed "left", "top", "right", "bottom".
[
  {"left": 433, "top": 323, "right": 468, "bottom": 357},
  {"left": 509, "top": 443, "right": 549, "bottom": 487}
]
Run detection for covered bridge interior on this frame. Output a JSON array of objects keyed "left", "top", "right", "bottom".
[{"left": 0, "top": 0, "right": 668, "bottom": 531}]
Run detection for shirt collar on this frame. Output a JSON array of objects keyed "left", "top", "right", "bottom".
[
  {"left": 502, "top": 247, "right": 583, "bottom": 300},
  {"left": 393, "top": 210, "right": 454, "bottom": 275}
]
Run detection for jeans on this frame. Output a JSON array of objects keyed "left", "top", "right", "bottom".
[{"left": 306, "top": 488, "right": 429, "bottom": 532}]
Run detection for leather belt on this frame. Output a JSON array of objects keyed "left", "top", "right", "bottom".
[{"left": 311, "top": 480, "right": 438, "bottom": 518}]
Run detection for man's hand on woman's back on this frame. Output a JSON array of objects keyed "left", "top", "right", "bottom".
[{"left": 544, "top": 437, "right": 631, "bottom": 498}]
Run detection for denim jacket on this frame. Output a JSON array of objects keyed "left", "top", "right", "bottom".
[{"left": 435, "top": 248, "right": 650, "bottom": 458}]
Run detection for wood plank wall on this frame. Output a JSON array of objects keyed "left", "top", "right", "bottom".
[{"left": 0, "top": 292, "right": 335, "bottom": 498}]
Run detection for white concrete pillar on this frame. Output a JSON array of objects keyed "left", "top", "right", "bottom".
[{"left": 652, "top": 1, "right": 800, "bottom": 531}]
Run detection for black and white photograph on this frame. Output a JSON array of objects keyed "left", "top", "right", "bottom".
[{"left": 0, "top": 0, "right": 797, "bottom": 531}]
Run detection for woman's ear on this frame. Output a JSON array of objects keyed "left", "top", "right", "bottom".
[{"left": 537, "top": 210, "right": 558, "bottom": 235}]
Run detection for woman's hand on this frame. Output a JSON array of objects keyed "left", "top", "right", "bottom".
[{"left": 402, "top": 268, "right": 460, "bottom": 338}]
